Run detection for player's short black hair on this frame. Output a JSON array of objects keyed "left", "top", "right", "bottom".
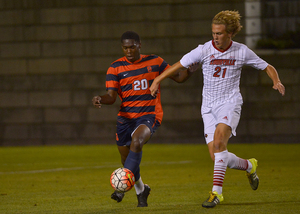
[{"left": 121, "top": 31, "right": 140, "bottom": 43}]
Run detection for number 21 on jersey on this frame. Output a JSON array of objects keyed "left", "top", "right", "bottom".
[{"left": 213, "top": 66, "right": 227, "bottom": 78}]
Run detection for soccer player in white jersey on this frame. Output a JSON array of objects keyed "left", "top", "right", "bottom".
[{"left": 150, "top": 10, "right": 285, "bottom": 208}]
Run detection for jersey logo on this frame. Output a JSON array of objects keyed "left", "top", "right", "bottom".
[
  {"left": 147, "top": 66, "right": 152, "bottom": 73},
  {"left": 210, "top": 59, "right": 236, "bottom": 66}
]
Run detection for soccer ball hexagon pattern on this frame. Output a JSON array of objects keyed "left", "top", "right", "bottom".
[{"left": 110, "top": 168, "right": 135, "bottom": 192}]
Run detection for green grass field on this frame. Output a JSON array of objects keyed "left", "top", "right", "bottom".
[{"left": 1, "top": 143, "right": 299, "bottom": 214}]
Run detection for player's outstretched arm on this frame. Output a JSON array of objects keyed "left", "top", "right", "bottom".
[
  {"left": 170, "top": 62, "right": 200, "bottom": 83},
  {"left": 150, "top": 61, "right": 186, "bottom": 97},
  {"left": 92, "top": 90, "right": 117, "bottom": 108},
  {"left": 264, "top": 64, "right": 285, "bottom": 96}
]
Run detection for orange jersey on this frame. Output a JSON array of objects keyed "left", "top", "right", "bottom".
[{"left": 106, "top": 54, "right": 170, "bottom": 123}]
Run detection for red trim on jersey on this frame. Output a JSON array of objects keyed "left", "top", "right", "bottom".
[{"left": 212, "top": 40, "right": 232, "bottom": 52}]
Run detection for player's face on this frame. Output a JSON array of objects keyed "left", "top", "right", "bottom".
[
  {"left": 212, "top": 24, "right": 233, "bottom": 50},
  {"left": 122, "top": 39, "right": 141, "bottom": 63}
]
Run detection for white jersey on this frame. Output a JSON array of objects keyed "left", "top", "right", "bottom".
[{"left": 180, "top": 40, "right": 268, "bottom": 107}]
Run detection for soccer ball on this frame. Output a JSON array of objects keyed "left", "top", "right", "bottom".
[{"left": 110, "top": 168, "right": 135, "bottom": 192}]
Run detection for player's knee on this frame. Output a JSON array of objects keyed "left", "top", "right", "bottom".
[
  {"left": 130, "top": 138, "right": 144, "bottom": 152},
  {"left": 214, "top": 132, "right": 228, "bottom": 149},
  {"left": 213, "top": 138, "right": 226, "bottom": 152}
]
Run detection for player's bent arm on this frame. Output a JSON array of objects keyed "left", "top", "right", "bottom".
[
  {"left": 92, "top": 90, "right": 118, "bottom": 108},
  {"left": 150, "top": 61, "right": 185, "bottom": 96},
  {"left": 170, "top": 62, "right": 199, "bottom": 83},
  {"left": 264, "top": 64, "right": 285, "bottom": 96}
]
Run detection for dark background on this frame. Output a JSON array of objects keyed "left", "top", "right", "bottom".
[{"left": 0, "top": 0, "right": 299, "bottom": 146}]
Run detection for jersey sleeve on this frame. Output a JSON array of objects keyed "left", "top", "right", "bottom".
[
  {"left": 244, "top": 47, "right": 268, "bottom": 70},
  {"left": 157, "top": 56, "right": 171, "bottom": 74},
  {"left": 106, "top": 66, "right": 119, "bottom": 91},
  {"left": 180, "top": 45, "right": 203, "bottom": 68}
]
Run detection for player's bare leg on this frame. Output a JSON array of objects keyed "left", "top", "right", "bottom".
[{"left": 118, "top": 145, "right": 130, "bottom": 166}]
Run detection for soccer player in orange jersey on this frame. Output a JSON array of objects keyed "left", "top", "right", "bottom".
[
  {"left": 92, "top": 31, "right": 196, "bottom": 207},
  {"left": 150, "top": 11, "right": 285, "bottom": 208}
]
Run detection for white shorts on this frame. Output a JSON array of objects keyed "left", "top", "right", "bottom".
[{"left": 201, "top": 93, "right": 243, "bottom": 144}]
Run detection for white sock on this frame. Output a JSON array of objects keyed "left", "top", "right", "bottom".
[
  {"left": 246, "top": 160, "right": 253, "bottom": 173},
  {"left": 134, "top": 177, "right": 145, "bottom": 195},
  {"left": 227, "top": 152, "right": 250, "bottom": 171},
  {"left": 212, "top": 150, "right": 228, "bottom": 195}
]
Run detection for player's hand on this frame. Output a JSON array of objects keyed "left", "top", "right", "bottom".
[
  {"left": 92, "top": 96, "right": 102, "bottom": 108},
  {"left": 273, "top": 81, "right": 285, "bottom": 96},
  {"left": 150, "top": 80, "right": 159, "bottom": 97}
]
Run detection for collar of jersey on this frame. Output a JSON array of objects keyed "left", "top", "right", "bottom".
[{"left": 212, "top": 40, "right": 232, "bottom": 53}]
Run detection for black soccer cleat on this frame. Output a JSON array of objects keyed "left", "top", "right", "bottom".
[
  {"left": 111, "top": 190, "right": 125, "bottom": 202},
  {"left": 137, "top": 184, "right": 151, "bottom": 207}
]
